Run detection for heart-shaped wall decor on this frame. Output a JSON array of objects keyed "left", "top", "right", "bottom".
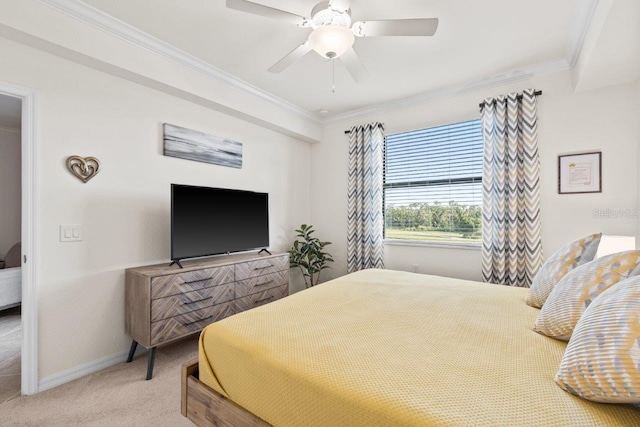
[{"left": 66, "top": 156, "right": 101, "bottom": 183}]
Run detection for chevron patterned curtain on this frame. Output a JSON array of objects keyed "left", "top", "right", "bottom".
[
  {"left": 347, "top": 123, "right": 385, "bottom": 273},
  {"left": 480, "top": 89, "right": 543, "bottom": 287}
]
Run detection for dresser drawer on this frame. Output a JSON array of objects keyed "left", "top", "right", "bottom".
[
  {"left": 151, "top": 283, "right": 234, "bottom": 322},
  {"left": 235, "top": 270, "right": 288, "bottom": 298},
  {"left": 235, "top": 284, "right": 288, "bottom": 312},
  {"left": 151, "top": 265, "right": 234, "bottom": 299},
  {"left": 150, "top": 301, "right": 235, "bottom": 346},
  {"left": 235, "top": 255, "right": 289, "bottom": 280}
]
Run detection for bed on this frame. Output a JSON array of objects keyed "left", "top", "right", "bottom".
[
  {"left": 0, "top": 267, "right": 21, "bottom": 311},
  {"left": 181, "top": 269, "right": 640, "bottom": 426},
  {"left": 0, "top": 243, "right": 21, "bottom": 311}
]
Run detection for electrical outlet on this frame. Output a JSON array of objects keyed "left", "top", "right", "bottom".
[{"left": 60, "top": 224, "right": 83, "bottom": 242}]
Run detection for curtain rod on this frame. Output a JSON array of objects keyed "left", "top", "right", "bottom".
[
  {"left": 343, "top": 122, "right": 384, "bottom": 135},
  {"left": 478, "top": 90, "right": 542, "bottom": 109},
  {"left": 342, "top": 91, "right": 543, "bottom": 133}
]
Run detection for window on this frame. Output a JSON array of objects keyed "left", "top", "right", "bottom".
[{"left": 384, "top": 119, "right": 483, "bottom": 244}]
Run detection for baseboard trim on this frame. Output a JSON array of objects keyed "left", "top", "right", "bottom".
[{"left": 38, "top": 346, "right": 143, "bottom": 392}]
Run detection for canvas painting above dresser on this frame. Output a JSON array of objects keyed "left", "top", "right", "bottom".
[{"left": 125, "top": 252, "right": 289, "bottom": 379}]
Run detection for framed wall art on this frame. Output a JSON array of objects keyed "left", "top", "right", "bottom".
[
  {"left": 558, "top": 151, "right": 601, "bottom": 194},
  {"left": 163, "top": 123, "right": 242, "bottom": 169}
]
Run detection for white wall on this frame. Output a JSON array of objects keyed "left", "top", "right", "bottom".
[
  {"left": 312, "top": 70, "right": 640, "bottom": 282},
  {"left": 1, "top": 24, "right": 638, "bottom": 391},
  {"left": 0, "top": 37, "right": 311, "bottom": 380},
  {"left": 0, "top": 127, "right": 21, "bottom": 257},
  {"left": 0, "top": 0, "right": 322, "bottom": 143}
]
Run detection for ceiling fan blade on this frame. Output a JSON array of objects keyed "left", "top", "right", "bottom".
[
  {"left": 328, "top": 0, "right": 352, "bottom": 13},
  {"left": 268, "top": 42, "right": 312, "bottom": 73},
  {"left": 340, "top": 47, "right": 369, "bottom": 82},
  {"left": 352, "top": 18, "right": 439, "bottom": 37},
  {"left": 226, "top": 0, "right": 306, "bottom": 25}
]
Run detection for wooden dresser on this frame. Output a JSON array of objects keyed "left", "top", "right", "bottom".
[{"left": 125, "top": 252, "right": 289, "bottom": 379}]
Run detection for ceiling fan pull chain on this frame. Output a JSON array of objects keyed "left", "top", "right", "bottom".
[
  {"left": 332, "top": 57, "right": 336, "bottom": 93},
  {"left": 225, "top": 1, "right": 438, "bottom": 84}
]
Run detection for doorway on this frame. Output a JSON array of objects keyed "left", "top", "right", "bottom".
[
  {"left": 0, "top": 82, "right": 38, "bottom": 396},
  {"left": 0, "top": 94, "right": 22, "bottom": 402}
]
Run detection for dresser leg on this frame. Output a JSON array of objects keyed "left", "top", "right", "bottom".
[
  {"left": 146, "top": 347, "right": 157, "bottom": 380},
  {"left": 126, "top": 340, "right": 138, "bottom": 363}
]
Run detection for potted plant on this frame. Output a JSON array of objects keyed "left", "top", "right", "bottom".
[{"left": 289, "top": 224, "right": 334, "bottom": 288}]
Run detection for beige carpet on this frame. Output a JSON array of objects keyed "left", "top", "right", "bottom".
[{"left": 0, "top": 336, "right": 198, "bottom": 426}]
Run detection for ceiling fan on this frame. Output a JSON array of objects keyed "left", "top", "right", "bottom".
[{"left": 225, "top": 0, "right": 439, "bottom": 82}]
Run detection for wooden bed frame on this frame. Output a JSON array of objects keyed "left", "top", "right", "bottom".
[{"left": 181, "top": 358, "right": 271, "bottom": 426}]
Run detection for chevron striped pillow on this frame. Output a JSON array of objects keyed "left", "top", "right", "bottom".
[
  {"left": 555, "top": 275, "right": 640, "bottom": 403},
  {"left": 533, "top": 250, "right": 640, "bottom": 341},
  {"left": 526, "top": 233, "right": 601, "bottom": 308}
]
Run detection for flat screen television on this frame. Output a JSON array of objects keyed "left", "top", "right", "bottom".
[{"left": 171, "top": 184, "right": 269, "bottom": 266}]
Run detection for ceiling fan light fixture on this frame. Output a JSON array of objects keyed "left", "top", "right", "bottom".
[
  {"left": 310, "top": 1, "right": 351, "bottom": 28},
  {"left": 308, "top": 25, "right": 355, "bottom": 59}
]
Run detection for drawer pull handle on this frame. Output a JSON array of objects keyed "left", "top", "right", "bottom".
[
  {"left": 181, "top": 278, "right": 210, "bottom": 285},
  {"left": 255, "top": 280, "right": 273, "bottom": 287},
  {"left": 184, "top": 315, "right": 213, "bottom": 326},
  {"left": 255, "top": 296, "right": 274, "bottom": 304},
  {"left": 253, "top": 265, "right": 272, "bottom": 271},
  {"left": 182, "top": 296, "right": 212, "bottom": 305}
]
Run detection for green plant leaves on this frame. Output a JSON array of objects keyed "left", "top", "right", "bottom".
[{"left": 289, "top": 224, "right": 334, "bottom": 288}]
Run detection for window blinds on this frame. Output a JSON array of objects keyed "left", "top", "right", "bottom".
[{"left": 384, "top": 119, "right": 483, "bottom": 242}]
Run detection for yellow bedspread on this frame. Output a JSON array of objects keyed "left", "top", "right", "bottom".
[{"left": 199, "top": 269, "right": 640, "bottom": 426}]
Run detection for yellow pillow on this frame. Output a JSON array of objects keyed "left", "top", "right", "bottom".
[
  {"left": 526, "top": 234, "right": 601, "bottom": 308},
  {"left": 555, "top": 275, "right": 640, "bottom": 403},
  {"left": 533, "top": 250, "right": 640, "bottom": 341}
]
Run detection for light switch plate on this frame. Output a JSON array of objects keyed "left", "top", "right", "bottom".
[{"left": 60, "top": 224, "right": 83, "bottom": 242}]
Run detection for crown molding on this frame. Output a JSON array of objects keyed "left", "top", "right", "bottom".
[
  {"left": 455, "top": 60, "right": 569, "bottom": 95},
  {"left": 564, "top": 0, "right": 599, "bottom": 68},
  {"left": 323, "top": 0, "right": 596, "bottom": 124},
  {"left": 33, "top": 0, "right": 597, "bottom": 128},
  {"left": 34, "top": 0, "right": 321, "bottom": 124},
  {"left": 323, "top": 59, "right": 570, "bottom": 124}
]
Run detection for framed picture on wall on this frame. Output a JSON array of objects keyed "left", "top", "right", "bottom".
[{"left": 558, "top": 151, "right": 602, "bottom": 194}]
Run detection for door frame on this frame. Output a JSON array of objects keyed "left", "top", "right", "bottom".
[{"left": 0, "top": 81, "right": 39, "bottom": 395}]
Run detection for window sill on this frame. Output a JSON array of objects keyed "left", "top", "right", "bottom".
[{"left": 383, "top": 239, "right": 482, "bottom": 251}]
